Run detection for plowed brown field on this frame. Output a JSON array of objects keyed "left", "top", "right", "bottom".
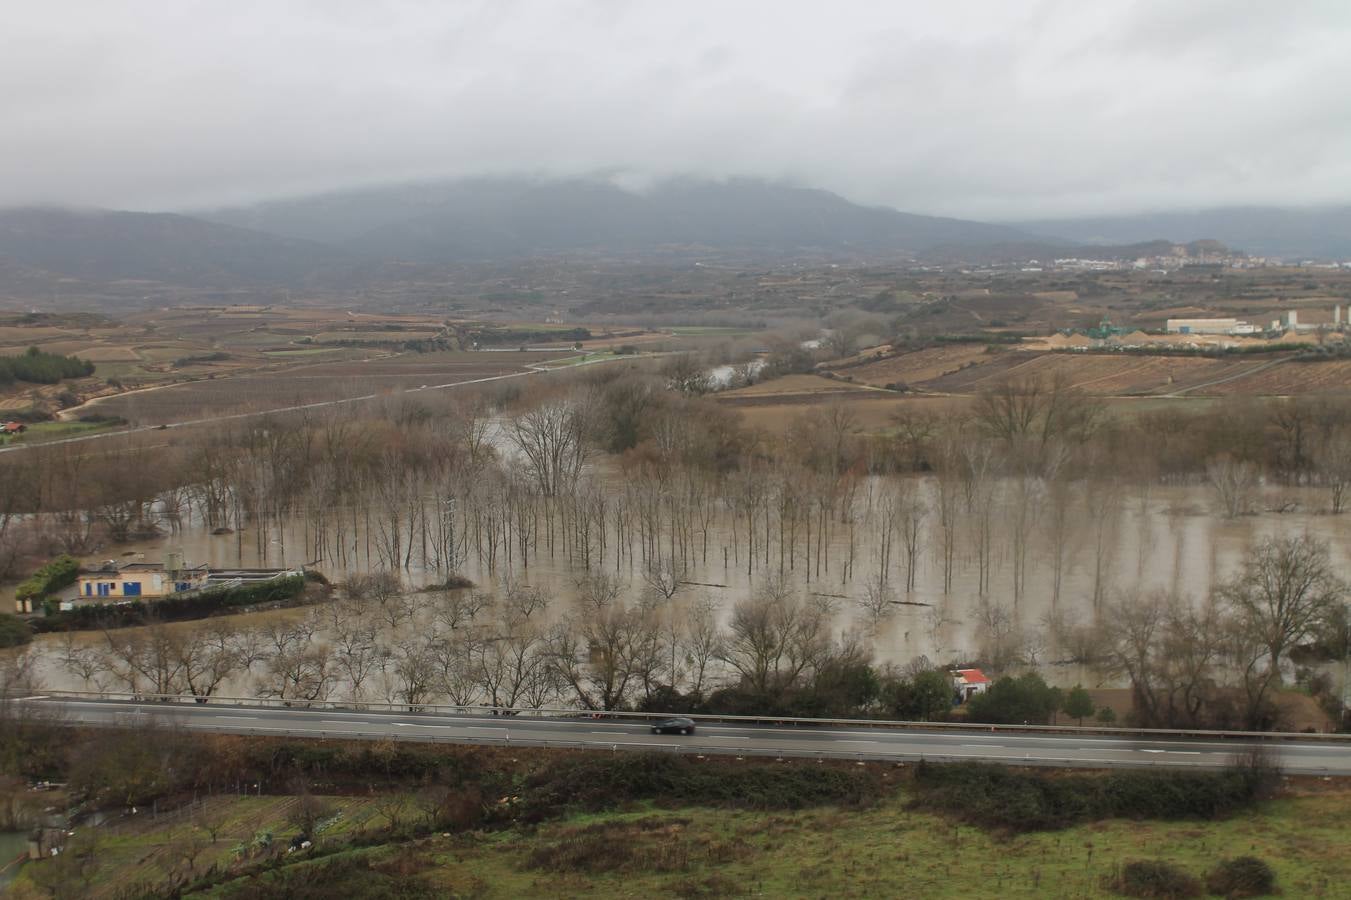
[
  {"left": 917, "top": 352, "right": 1280, "bottom": 396},
  {"left": 827, "top": 344, "right": 992, "bottom": 388},
  {"left": 1202, "top": 359, "right": 1351, "bottom": 395}
]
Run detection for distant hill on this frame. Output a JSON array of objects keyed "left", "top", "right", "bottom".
[
  {"left": 1016, "top": 206, "right": 1351, "bottom": 261},
  {"left": 7, "top": 181, "right": 1329, "bottom": 311},
  {"left": 0, "top": 207, "right": 354, "bottom": 290},
  {"left": 203, "top": 177, "right": 1032, "bottom": 261}
]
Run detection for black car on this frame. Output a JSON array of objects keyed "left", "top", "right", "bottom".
[{"left": 650, "top": 716, "right": 696, "bottom": 735}]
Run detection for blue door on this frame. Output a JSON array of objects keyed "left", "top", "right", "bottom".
[
  {"left": 97, "top": 583, "right": 110, "bottom": 597},
  {"left": 123, "top": 582, "right": 141, "bottom": 597}
]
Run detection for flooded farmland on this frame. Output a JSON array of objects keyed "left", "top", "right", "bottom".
[{"left": 15, "top": 468, "right": 1350, "bottom": 699}]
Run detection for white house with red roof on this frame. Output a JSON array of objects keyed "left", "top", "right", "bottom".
[{"left": 950, "top": 668, "right": 991, "bottom": 702}]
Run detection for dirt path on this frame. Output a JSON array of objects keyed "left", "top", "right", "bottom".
[
  {"left": 54, "top": 350, "right": 408, "bottom": 422},
  {"left": 5, "top": 354, "right": 639, "bottom": 455},
  {"left": 1164, "top": 356, "right": 1287, "bottom": 396}
]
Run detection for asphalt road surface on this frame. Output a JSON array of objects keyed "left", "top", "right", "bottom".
[{"left": 24, "top": 698, "right": 1351, "bottom": 774}]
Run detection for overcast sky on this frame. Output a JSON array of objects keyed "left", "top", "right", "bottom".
[{"left": 4, "top": 0, "right": 1350, "bottom": 219}]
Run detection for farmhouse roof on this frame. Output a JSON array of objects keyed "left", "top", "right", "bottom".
[
  {"left": 81, "top": 561, "right": 208, "bottom": 575},
  {"left": 952, "top": 668, "right": 991, "bottom": 684}
]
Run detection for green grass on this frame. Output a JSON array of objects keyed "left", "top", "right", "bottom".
[
  {"left": 426, "top": 792, "right": 1351, "bottom": 899},
  {"left": 18, "top": 786, "right": 1351, "bottom": 898},
  {"left": 260, "top": 347, "right": 344, "bottom": 357},
  {"left": 668, "top": 326, "right": 756, "bottom": 336},
  {"left": 0, "top": 420, "right": 122, "bottom": 446}
]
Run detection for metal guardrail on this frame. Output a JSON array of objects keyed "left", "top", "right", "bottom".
[
  {"left": 32, "top": 689, "right": 1351, "bottom": 743},
  {"left": 42, "top": 719, "right": 1343, "bottom": 776}
]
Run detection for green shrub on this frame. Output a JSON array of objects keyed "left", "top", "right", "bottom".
[
  {"left": 0, "top": 347, "right": 95, "bottom": 386},
  {"left": 1106, "top": 860, "right": 1202, "bottom": 898},
  {"left": 1205, "top": 856, "right": 1276, "bottom": 898},
  {"left": 212, "top": 850, "right": 445, "bottom": 899},
  {"left": 15, "top": 554, "right": 80, "bottom": 602},
  {"left": 516, "top": 753, "right": 885, "bottom": 823},
  {"left": 910, "top": 760, "right": 1275, "bottom": 833},
  {"left": 0, "top": 612, "right": 32, "bottom": 647},
  {"left": 965, "top": 672, "right": 1063, "bottom": 724}
]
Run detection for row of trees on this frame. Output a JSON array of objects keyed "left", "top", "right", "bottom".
[
  {"left": 42, "top": 534, "right": 1340, "bottom": 731},
  {"left": 4, "top": 362, "right": 1350, "bottom": 731},
  {"left": 0, "top": 345, "right": 94, "bottom": 386}
]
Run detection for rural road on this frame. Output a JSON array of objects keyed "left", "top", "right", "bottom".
[
  {"left": 1165, "top": 356, "right": 1288, "bottom": 397},
  {"left": 25, "top": 698, "right": 1351, "bottom": 775},
  {"left": 0, "top": 353, "right": 632, "bottom": 455}
]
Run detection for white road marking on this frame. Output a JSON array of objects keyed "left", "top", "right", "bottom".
[
  {"left": 215, "top": 716, "right": 259, "bottom": 721},
  {"left": 590, "top": 731, "right": 630, "bottom": 735},
  {"left": 706, "top": 736, "right": 750, "bottom": 740}
]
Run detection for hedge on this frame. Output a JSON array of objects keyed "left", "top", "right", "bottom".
[
  {"left": 15, "top": 554, "right": 79, "bottom": 602},
  {"left": 1105, "top": 860, "right": 1202, "bottom": 898},
  {"left": 0, "top": 612, "right": 32, "bottom": 647},
  {"left": 910, "top": 759, "right": 1278, "bottom": 833},
  {"left": 31, "top": 574, "right": 308, "bottom": 632}
]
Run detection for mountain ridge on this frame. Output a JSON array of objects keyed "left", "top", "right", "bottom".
[
  {"left": 201, "top": 176, "right": 1032, "bottom": 261},
  {"left": 1015, "top": 205, "right": 1351, "bottom": 260}
]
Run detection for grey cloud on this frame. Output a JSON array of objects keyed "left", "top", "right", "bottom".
[{"left": 1, "top": 0, "right": 1348, "bottom": 218}]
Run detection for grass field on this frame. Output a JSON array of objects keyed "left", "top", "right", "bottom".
[
  {"left": 86, "top": 350, "right": 575, "bottom": 424},
  {"left": 0, "top": 420, "right": 121, "bottom": 445},
  {"left": 16, "top": 783, "right": 1349, "bottom": 898},
  {"left": 669, "top": 326, "right": 758, "bottom": 336}
]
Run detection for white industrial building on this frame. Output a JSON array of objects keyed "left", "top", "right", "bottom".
[{"left": 1165, "top": 318, "right": 1260, "bottom": 336}]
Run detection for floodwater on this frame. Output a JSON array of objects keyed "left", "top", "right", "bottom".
[
  {"left": 16, "top": 474, "right": 1351, "bottom": 697},
  {"left": 0, "top": 831, "right": 28, "bottom": 889}
]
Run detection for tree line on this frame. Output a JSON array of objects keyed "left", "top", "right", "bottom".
[
  {"left": 0, "top": 345, "right": 94, "bottom": 386},
  {"left": 2, "top": 363, "right": 1350, "bottom": 729}
]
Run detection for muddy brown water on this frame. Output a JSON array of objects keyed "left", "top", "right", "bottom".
[{"left": 15, "top": 476, "right": 1351, "bottom": 700}]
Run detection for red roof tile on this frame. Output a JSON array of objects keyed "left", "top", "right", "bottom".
[{"left": 953, "top": 668, "right": 991, "bottom": 684}]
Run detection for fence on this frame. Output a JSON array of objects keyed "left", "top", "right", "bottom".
[{"left": 31, "top": 689, "right": 1351, "bottom": 743}]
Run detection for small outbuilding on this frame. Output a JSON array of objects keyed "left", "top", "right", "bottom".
[{"left": 950, "top": 668, "right": 991, "bottom": 702}]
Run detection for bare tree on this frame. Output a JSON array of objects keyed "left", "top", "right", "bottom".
[
  {"left": 545, "top": 573, "right": 650, "bottom": 710},
  {"left": 1207, "top": 455, "right": 1259, "bottom": 518},
  {"left": 972, "top": 596, "right": 1024, "bottom": 672},
  {"left": 1312, "top": 426, "right": 1351, "bottom": 513},
  {"left": 387, "top": 633, "right": 440, "bottom": 710},
  {"left": 896, "top": 480, "right": 926, "bottom": 592},
  {"left": 858, "top": 576, "right": 896, "bottom": 630},
  {"left": 175, "top": 621, "right": 247, "bottom": 699},
  {"left": 642, "top": 557, "right": 685, "bottom": 602},
  {"left": 101, "top": 621, "right": 185, "bottom": 696},
  {"left": 256, "top": 620, "right": 335, "bottom": 703},
  {"left": 508, "top": 394, "right": 595, "bottom": 497},
  {"left": 57, "top": 632, "right": 108, "bottom": 691},
  {"left": 1217, "top": 534, "right": 1344, "bottom": 684},
  {"left": 681, "top": 596, "right": 724, "bottom": 701},
  {"left": 720, "top": 577, "right": 833, "bottom": 699}
]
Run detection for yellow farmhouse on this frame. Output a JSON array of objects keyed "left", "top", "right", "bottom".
[{"left": 76, "top": 561, "right": 209, "bottom": 600}]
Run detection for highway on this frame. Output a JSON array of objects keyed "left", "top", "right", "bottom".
[{"left": 23, "top": 697, "right": 1351, "bottom": 774}]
